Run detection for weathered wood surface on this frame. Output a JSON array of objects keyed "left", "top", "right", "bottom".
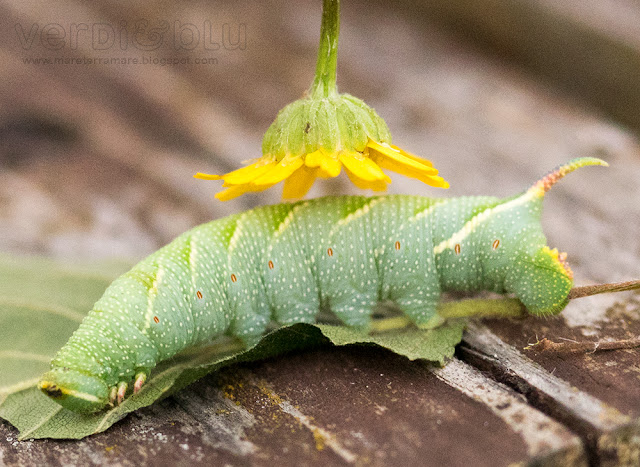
[
  {"left": 462, "top": 319, "right": 640, "bottom": 467},
  {"left": 1, "top": 0, "right": 639, "bottom": 466},
  {"left": 0, "top": 352, "right": 587, "bottom": 466}
]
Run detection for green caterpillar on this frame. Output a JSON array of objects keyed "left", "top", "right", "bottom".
[{"left": 39, "top": 157, "right": 606, "bottom": 413}]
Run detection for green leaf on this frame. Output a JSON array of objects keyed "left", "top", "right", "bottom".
[
  {"left": 0, "top": 254, "right": 465, "bottom": 440},
  {"left": 316, "top": 322, "right": 465, "bottom": 365}
]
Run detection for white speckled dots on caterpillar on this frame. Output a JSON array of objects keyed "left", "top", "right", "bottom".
[{"left": 38, "top": 157, "right": 606, "bottom": 413}]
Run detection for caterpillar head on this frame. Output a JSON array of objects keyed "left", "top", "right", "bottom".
[
  {"left": 39, "top": 368, "right": 109, "bottom": 413},
  {"left": 512, "top": 246, "right": 574, "bottom": 316}
]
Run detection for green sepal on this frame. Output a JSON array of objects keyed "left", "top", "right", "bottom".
[{"left": 261, "top": 93, "right": 392, "bottom": 161}]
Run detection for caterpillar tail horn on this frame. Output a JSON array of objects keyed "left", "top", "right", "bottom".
[
  {"left": 528, "top": 157, "right": 608, "bottom": 198},
  {"left": 505, "top": 157, "right": 608, "bottom": 316}
]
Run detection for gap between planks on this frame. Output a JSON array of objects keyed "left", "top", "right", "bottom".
[{"left": 459, "top": 322, "right": 640, "bottom": 466}]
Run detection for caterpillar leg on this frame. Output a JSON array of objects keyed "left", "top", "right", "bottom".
[
  {"left": 109, "top": 386, "right": 117, "bottom": 406},
  {"left": 117, "top": 382, "right": 128, "bottom": 405},
  {"left": 330, "top": 293, "right": 377, "bottom": 329},
  {"left": 133, "top": 372, "right": 147, "bottom": 394},
  {"left": 229, "top": 312, "right": 270, "bottom": 348},
  {"left": 273, "top": 302, "right": 319, "bottom": 326},
  {"left": 107, "top": 372, "right": 148, "bottom": 407},
  {"left": 393, "top": 293, "right": 444, "bottom": 329},
  {"left": 381, "top": 244, "right": 444, "bottom": 328}
]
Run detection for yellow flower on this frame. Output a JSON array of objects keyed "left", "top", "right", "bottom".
[
  {"left": 195, "top": 95, "right": 449, "bottom": 201},
  {"left": 194, "top": 0, "right": 448, "bottom": 201}
]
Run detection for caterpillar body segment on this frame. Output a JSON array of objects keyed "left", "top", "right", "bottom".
[{"left": 38, "top": 157, "right": 607, "bottom": 413}]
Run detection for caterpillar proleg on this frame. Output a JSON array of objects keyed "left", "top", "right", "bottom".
[{"left": 39, "top": 157, "right": 607, "bottom": 412}]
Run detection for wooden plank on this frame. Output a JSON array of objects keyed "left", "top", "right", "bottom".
[
  {"left": 0, "top": 346, "right": 586, "bottom": 466},
  {"left": 460, "top": 318, "right": 640, "bottom": 466},
  {"left": 430, "top": 359, "right": 584, "bottom": 465}
]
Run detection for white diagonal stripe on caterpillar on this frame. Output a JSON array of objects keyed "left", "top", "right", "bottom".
[
  {"left": 188, "top": 236, "right": 198, "bottom": 296},
  {"left": 330, "top": 197, "right": 383, "bottom": 235},
  {"left": 410, "top": 199, "right": 448, "bottom": 223},
  {"left": 433, "top": 191, "right": 535, "bottom": 255},
  {"left": 273, "top": 202, "right": 308, "bottom": 239},
  {"left": 142, "top": 267, "right": 164, "bottom": 333},
  {"left": 227, "top": 213, "right": 248, "bottom": 256}
]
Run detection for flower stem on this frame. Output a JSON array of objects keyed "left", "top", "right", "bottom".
[
  {"left": 438, "top": 298, "right": 526, "bottom": 320},
  {"left": 311, "top": 0, "right": 340, "bottom": 98},
  {"left": 371, "top": 279, "right": 640, "bottom": 332},
  {"left": 370, "top": 316, "right": 413, "bottom": 333},
  {"left": 567, "top": 279, "right": 640, "bottom": 299},
  {"left": 370, "top": 299, "right": 526, "bottom": 333}
]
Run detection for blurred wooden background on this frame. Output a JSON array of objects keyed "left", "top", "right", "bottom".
[{"left": 1, "top": 0, "right": 639, "bottom": 465}]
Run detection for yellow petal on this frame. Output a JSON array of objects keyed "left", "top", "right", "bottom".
[
  {"left": 221, "top": 160, "right": 277, "bottom": 186},
  {"left": 339, "top": 152, "right": 391, "bottom": 183},
  {"left": 367, "top": 140, "right": 438, "bottom": 175},
  {"left": 304, "top": 150, "right": 325, "bottom": 167},
  {"left": 252, "top": 157, "right": 304, "bottom": 186},
  {"left": 343, "top": 166, "right": 389, "bottom": 191},
  {"left": 306, "top": 149, "right": 341, "bottom": 178},
  {"left": 367, "top": 141, "right": 449, "bottom": 188},
  {"left": 421, "top": 175, "right": 450, "bottom": 189},
  {"left": 214, "top": 183, "right": 271, "bottom": 201},
  {"left": 393, "top": 147, "right": 449, "bottom": 188},
  {"left": 282, "top": 166, "right": 317, "bottom": 199},
  {"left": 194, "top": 172, "right": 222, "bottom": 180},
  {"left": 390, "top": 144, "right": 434, "bottom": 168}
]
